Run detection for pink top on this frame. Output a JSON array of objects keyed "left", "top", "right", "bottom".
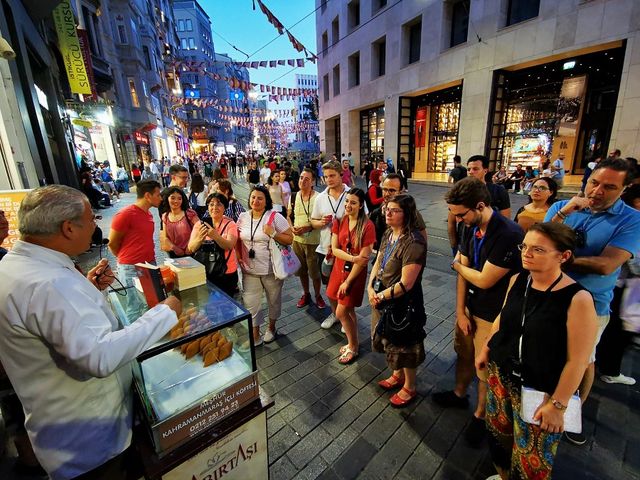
[
  {"left": 162, "top": 209, "right": 199, "bottom": 257},
  {"left": 341, "top": 169, "right": 353, "bottom": 186},
  {"left": 189, "top": 216, "right": 238, "bottom": 273}
]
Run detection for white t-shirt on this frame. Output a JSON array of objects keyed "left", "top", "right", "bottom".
[
  {"left": 259, "top": 167, "right": 271, "bottom": 185},
  {"left": 237, "top": 210, "right": 290, "bottom": 275},
  {"left": 311, "top": 185, "right": 350, "bottom": 255},
  {"left": 280, "top": 181, "right": 291, "bottom": 210}
]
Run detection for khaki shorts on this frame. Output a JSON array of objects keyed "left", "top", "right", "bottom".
[
  {"left": 453, "top": 312, "right": 493, "bottom": 382},
  {"left": 589, "top": 314, "right": 610, "bottom": 363},
  {"left": 292, "top": 241, "right": 321, "bottom": 281}
]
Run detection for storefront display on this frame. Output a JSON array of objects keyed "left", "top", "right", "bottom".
[
  {"left": 108, "top": 283, "right": 260, "bottom": 456},
  {"left": 360, "top": 106, "right": 384, "bottom": 163}
]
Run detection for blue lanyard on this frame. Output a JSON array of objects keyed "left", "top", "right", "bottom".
[
  {"left": 380, "top": 233, "right": 401, "bottom": 272},
  {"left": 472, "top": 228, "right": 486, "bottom": 269}
]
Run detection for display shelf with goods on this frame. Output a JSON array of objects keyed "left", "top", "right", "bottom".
[
  {"left": 500, "top": 103, "right": 556, "bottom": 170},
  {"left": 108, "top": 283, "right": 259, "bottom": 456},
  {"left": 428, "top": 101, "right": 459, "bottom": 172}
]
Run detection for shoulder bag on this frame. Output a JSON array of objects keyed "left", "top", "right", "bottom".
[
  {"left": 375, "top": 285, "right": 426, "bottom": 346},
  {"left": 192, "top": 220, "right": 232, "bottom": 282},
  {"left": 267, "top": 211, "right": 301, "bottom": 280}
]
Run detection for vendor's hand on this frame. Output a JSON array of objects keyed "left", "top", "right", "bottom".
[
  {"left": 457, "top": 312, "right": 473, "bottom": 336},
  {"left": 561, "top": 196, "right": 590, "bottom": 216},
  {"left": 353, "top": 255, "right": 369, "bottom": 267},
  {"left": 475, "top": 346, "right": 490, "bottom": 372},
  {"left": 161, "top": 296, "right": 182, "bottom": 316},
  {"left": 263, "top": 223, "right": 275, "bottom": 237},
  {"left": 534, "top": 399, "right": 564, "bottom": 434},
  {"left": 87, "top": 259, "right": 114, "bottom": 291}
]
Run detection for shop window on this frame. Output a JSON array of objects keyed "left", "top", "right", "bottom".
[
  {"left": 507, "top": 0, "right": 540, "bottom": 26},
  {"left": 178, "top": 19, "right": 184, "bottom": 31},
  {"left": 332, "top": 16, "right": 339, "bottom": 45},
  {"left": 348, "top": 52, "right": 360, "bottom": 88},
  {"left": 333, "top": 65, "right": 341, "bottom": 96},
  {"left": 360, "top": 106, "right": 385, "bottom": 163},
  {"left": 450, "top": 0, "right": 470, "bottom": 48},
  {"left": 348, "top": 1, "right": 360, "bottom": 30},
  {"left": 322, "top": 31, "right": 328, "bottom": 57},
  {"left": 371, "top": 36, "right": 386, "bottom": 78},
  {"left": 323, "top": 74, "right": 329, "bottom": 102},
  {"left": 402, "top": 17, "right": 422, "bottom": 66},
  {"left": 372, "top": 0, "right": 387, "bottom": 13},
  {"left": 128, "top": 78, "right": 140, "bottom": 108}
]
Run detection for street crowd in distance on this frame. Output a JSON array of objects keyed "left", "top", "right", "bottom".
[{"left": 0, "top": 148, "right": 639, "bottom": 480}]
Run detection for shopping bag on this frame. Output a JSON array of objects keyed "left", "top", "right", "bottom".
[{"left": 267, "top": 212, "right": 301, "bottom": 280}]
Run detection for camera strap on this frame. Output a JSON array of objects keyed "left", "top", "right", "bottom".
[{"left": 517, "top": 272, "right": 563, "bottom": 371}]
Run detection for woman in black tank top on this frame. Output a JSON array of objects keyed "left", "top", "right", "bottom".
[{"left": 475, "top": 223, "right": 597, "bottom": 480}]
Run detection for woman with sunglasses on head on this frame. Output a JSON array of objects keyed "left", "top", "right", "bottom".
[
  {"left": 160, "top": 186, "right": 199, "bottom": 258},
  {"left": 326, "top": 188, "right": 376, "bottom": 364},
  {"left": 188, "top": 193, "right": 239, "bottom": 296},
  {"left": 368, "top": 194, "right": 427, "bottom": 407},
  {"left": 475, "top": 223, "right": 597, "bottom": 480},
  {"left": 236, "top": 186, "right": 293, "bottom": 345},
  {"left": 513, "top": 177, "right": 558, "bottom": 232}
]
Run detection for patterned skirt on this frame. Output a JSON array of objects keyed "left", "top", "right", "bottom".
[{"left": 485, "top": 362, "right": 562, "bottom": 480}]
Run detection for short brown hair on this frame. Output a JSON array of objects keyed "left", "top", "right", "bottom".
[
  {"left": 445, "top": 177, "right": 491, "bottom": 209},
  {"left": 322, "top": 160, "right": 342, "bottom": 173},
  {"left": 528, "top": 222, "right": 576, "bottom": 265}
]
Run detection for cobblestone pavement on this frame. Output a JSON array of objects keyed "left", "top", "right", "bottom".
[{"left": 2, "top": 176, "right": 639, "bottom": 480}]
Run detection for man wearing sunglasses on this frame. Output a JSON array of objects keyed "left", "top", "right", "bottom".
[
  {"left": 434, "top": 177, "right": 523, "bottom": 447},
  {"left": 545, "top": 157, "right": 640, "bottom": 445}
]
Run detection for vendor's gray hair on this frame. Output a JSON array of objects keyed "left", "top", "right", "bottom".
[{"left": 19, "top": 185, "right": 87, "bottom": 236}]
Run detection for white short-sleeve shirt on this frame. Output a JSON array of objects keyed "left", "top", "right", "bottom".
[{"left": 237, "top": 210, "right": 290, "bottom": 275}]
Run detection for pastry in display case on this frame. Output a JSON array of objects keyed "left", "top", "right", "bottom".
[{"left": 108, "top": 283, "right": 260, "bottom": 456}]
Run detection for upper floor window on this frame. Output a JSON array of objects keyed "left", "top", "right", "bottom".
[
  {"left": 507, "top": 0, "right": 540, "bottom": 26},
  {"left": 402, "top": 17, "right": 422, "bottom": 65},
  {"left": 450, "top": 0, "right": 470, "bottom": 47},
  {"left": 372, "top": 0, "right": 387, "bottom": 12},
  {"left": 178, "top": 19, "right": 184, "bottom": 31},
  {"left": 348, "top": 1, "right": 360, "bottom": 30},
  {"left": 332, "top": 16, "right": 339, "bottom": 45},
  {"left": 186, "top": 19, "right": 193, "bottom": 31}
]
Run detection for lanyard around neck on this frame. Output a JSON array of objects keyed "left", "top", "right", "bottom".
[
  {"left": 327, "top": 189, "right": 346, "bottom": 215},
  {"left": 250, "top": 211, "right": 266, "bottom": 244},
  {"left": 379, "top": 232, "right": 401, "bottom": 274}
]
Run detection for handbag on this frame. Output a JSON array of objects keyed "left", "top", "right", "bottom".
[
  {"left": 375, "top": 287, "right": 426, "bottom": 346},
  {"left": 267, "top": 211, "right": 301, "bottom": 280},
  {"left": 620, "top": 277, "right": 640, "bottom": 333},
  {"left": 520, "top": 387, "right": 582, "bottom": 434},
  {"left": 192, "top": 220, "right": 232, "bottom": 281}
]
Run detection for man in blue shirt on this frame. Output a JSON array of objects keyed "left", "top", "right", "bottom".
[{"left": 545, "top": 157, "right": 640, "bottom": 444}]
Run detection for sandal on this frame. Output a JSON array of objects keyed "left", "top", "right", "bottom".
[
  {"left": 338, "top": 347, "right": 358, "bottom": 364},
  {"left": 390, "top": 387, "right": 417, "bottom": 408},
  {"left": 339, "top": 345, "right": 350, "bottom": 354},
  {"left": 378, "top": 373, "right": 405, "bottom": 391}
]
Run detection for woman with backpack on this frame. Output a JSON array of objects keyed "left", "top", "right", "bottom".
[
  {"left": 159, "top": 186, "right": 199, "bottom": 258},
  {"left": 188, "top": 193, "right": 239, "bottom": 297}
]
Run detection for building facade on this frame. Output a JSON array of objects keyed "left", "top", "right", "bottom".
[
  {"left": 316, "top": 0, "right": 640, "bottom": 178},
  {"left": 294, "top": 73, "right": 319, "bottom": 145}
]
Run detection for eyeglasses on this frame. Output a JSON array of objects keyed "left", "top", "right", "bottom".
[
  {"left": 452, "top": 208, "right": 472, "bottom": 219},
  {"left": 531, "top": 185, "right": 550, "bottom": 192},
  {"left": 382, "top": 188, "right": 399, "bottom": 194},
  {"left": 517, "top": 244, "right": 558, "bottom": 255},
  {"left": 385, "top": 208, "right": 403, "bottom": 215},
  {"left": 176, "top": 175, "right": 189, "bottom": 180}
]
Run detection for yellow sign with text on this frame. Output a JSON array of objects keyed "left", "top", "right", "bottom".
[
  {"left": 0, "top": 190, "right": 30, "bottom": 251},
  {"left": 52, "top": 0, "right": 92, "bottom": 95}
]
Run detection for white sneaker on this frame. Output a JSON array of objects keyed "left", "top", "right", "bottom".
[
  {"left": 321, "top": 313, "right": 338, "bottom": 329},
  {"left": 340, "top": 325, "right": 346, "bottom": 334},
  {"left": 263, "top": 329, "right": 277, "bottom": 343},
  {"left": 601, "top": 374, "right": 636, "bottom": 385}
]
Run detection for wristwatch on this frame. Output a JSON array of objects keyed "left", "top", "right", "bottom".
[
  {"left": 269, "top": 230, "right": 276, "bottom": 238},
  {"left": 550, "top": 397, "right": 567, "bottom": 411}
]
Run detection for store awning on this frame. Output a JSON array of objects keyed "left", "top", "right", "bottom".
[{"left": 138, "top": 123, "right": 157, "bottom": 133}]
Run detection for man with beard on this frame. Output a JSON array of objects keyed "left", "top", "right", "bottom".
[
  {"left": 434, "top": 178, "right": 523, "bottom": 447},
  {"left": 545, "top": 157, "right": 640, "bottom": 445}
]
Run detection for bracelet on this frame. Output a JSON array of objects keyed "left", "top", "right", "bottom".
[
  {"left": 550, "top": 397, "right": 567, "bottom": 411},
  {"left": 269, "top": 230, "right": 277, "bottom": 238},
  {"left": 556, "top": 210, "right": 567, "bottom": 220}
]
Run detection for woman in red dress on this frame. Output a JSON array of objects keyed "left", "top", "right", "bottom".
[{"left": 326, "top": 188, "right": 376, "bottom": 364}]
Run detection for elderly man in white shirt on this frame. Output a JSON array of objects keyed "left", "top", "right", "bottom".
[{"left": 0, "top": 185, "right": 181, "bottom": 480}]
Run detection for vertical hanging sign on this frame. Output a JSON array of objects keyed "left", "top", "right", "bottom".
[
  {"left": 76, "top": 28, "right": 97, "bottom": 100},
  {"left": 52, "top": 0, "right": 92, "bottom": 95}
]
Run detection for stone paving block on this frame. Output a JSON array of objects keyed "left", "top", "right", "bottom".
[
  {"left": 393, "top": 400, "right": 443, "bottom": 450},
  {"left": 445, "top": 435, "right": 488, "bottom": 476},
  {"left": 269, "top": 454, "right": 298, "bottom": 480},
  {"left": 349, "top": 384, "right": 384, "bottom": 413},
  {"left": 280, "top": 391, "right": 320, "bottom": 423},
  {"left": 288, "top": 426, "right": 333, "bottom": 470},
  {"left": 422, "top": 408, "right": 469, "bottom": 459},
  {"left": 261, "top": 355, "right": 299, "bottom": 380},
  {"left": 289, "top": 357, "right": 326, "bottom": 381},
  {"left": 332, "top": 437, "right": 378, "bottom": 480},
  {"left": 314, "top": 375, "right": 342, "bottom": 399},
  {"left": 351, "top": 398, "right": 388, "bottom": 433},
  {"left": 267, "top": 412, "right": 287, "bottom": 438},
  {"left": 320, "top": 382, "right": 358, "bottom": 410},
  {"left": 394, "top": 443, "right": 443, "bottom": 480},
  {"left": 293, "top": 454, "right": 330, "bottom": 480},
  {"left": 359, "top": 432, "right": 414, "bottom": 479},
  {"left": 262, "top": 371, "right": 296, "bottom": 395},
  {"left": 268, "top": 390, "right": 294, "bottom": 416},
  {"left": 346, "top": 363, "right": 382, "bottom": 389},
  {"left": 316, "top": 467, "right": 341, "bottom": 480},
  {"left": 319, "top": 427, "right": 359, "bottom": 464},
  {"left": 269, "top": 425, "right": 302, "bottom": 464},
  {"left": 321, "top": 401, "right": 361, "bottom": 437},
  {"left": 289, "top": 401, "right": 333, "bottom": 437},
  {"left": 361, "top": 406, "right": 406, "bottom": 449}
]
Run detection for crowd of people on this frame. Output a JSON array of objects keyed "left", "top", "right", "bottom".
[{"left": 0, "top": 148, "right": 639, "bottom": 480}]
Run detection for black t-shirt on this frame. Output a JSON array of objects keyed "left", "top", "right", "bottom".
[
  {"left": 486, "top": 182, "right": 510, "bottom": 212},
  {"left": 458, "top": 212, "right": 523, "bottom": 322},
  {"left": 449, "top": 166, "right": 467, "bottom": 183},
  {"left": 510, "top": 169, "right": 526, "bottom": 181},
  {"left": 247, "top": 168, "right": 260, "bottom": 184},
  {"left": 288, "top": 170, "right": 300, "bottom": 192}
]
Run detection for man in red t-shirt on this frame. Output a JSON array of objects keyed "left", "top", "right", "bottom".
[{"left": 109, "top": 180, "right": 163, "bottom": 316}]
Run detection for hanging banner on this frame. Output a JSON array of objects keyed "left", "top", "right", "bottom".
[
  {"left": 76, "top": 28, "right": 97, "bottom": 100},
  {"left": 0, "top": 190, "right": 31, "bottom": 251},
  {"left": 52, "top": 0, "right": 92, "bottom": 95}
]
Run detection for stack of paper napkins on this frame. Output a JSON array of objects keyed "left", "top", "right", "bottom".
[{"left": 165, "top": 257, "right": 206, "bottom": 290}]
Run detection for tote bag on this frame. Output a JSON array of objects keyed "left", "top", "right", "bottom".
[{"left": 267, "top": 212, "right": 301, "bottom": 280}]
